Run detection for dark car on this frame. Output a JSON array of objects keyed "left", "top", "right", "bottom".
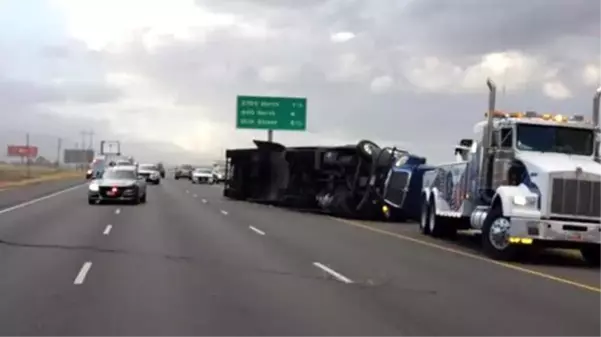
[
  {"left": 156, "top": 162, "right": 166, "bottom": 178},
  {"left": 88, "top": 166, "right": 147, "bottom": 205},
  {"left": 86, "top": 158, "right": 106, "bottom": 180},
  {"left": 138, "top": 163, "right": 161, "bottom": 184},
  {"left": 175, "top": 164, "right": 193, "bottom": 180},
  {"left": 212, "top": 167, "right": 225, "bottom": 183}
]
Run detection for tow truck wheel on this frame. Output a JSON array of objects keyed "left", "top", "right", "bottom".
[
  {"left": 88, "top": 198, "right": 95, "bottom": 205},
  {"left": 482, "top": 206, "right": 520, "bottom": 261},
  {"left": 580, "top": 246, "right": 600, "bottom": 267},
  {"left": 427, "top": 198, "right": 447, "bottom": 237},
  {"left": 419, "top": 197, "right": 430, "bottom": 235}
]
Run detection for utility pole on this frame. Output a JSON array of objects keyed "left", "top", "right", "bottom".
[
  {"left": 80, "top": 131, "right": 87, "bottom": 151},
  {"left": 88, "top": 130, "right": 95, "bottom": 150},
  {"left": 57, "top": 137, "right": 62, "bottom": 167},
  {"left": 25, "top": 133, "right": 31, "bottom": 178}
]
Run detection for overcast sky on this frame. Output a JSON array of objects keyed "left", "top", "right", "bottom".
[{"left": 0, "top": 0, "right": 599, "bottom": 164}]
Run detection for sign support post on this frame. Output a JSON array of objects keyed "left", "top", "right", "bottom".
[{"left": 267, "top": 129, "right": 273, "bottom": 142}]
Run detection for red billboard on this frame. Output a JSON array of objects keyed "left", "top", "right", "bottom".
[{"left": 7, "top": 145, "right": 38, "bottom": 158}]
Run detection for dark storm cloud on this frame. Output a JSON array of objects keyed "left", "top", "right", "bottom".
[
  {"left": 0, "top": 78, "right": 62, "bottom": 106},
  {"left": 58, "top": 81, "right": 123, "bottom": 104},
  {"left": 0, "top": 77, "right": 122, "bottom": 106},
  {"left": 98, "top": 0, "right": 600, "bottom": 161},
  {"left": 195, "top": 0, "right": 328, "bottom": 11},
  {"left": 399, "top": 0, "right": 600, "bottom": 56}
]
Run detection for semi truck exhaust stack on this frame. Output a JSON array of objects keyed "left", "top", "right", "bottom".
[
  {"left": 594, "top": 87, "right": 601, "bottom": 162},
  {"left": 485, "top": 78, "right": 497, "bottom": 153},
  {"left": 594, "top": 87, "right": 601, "bottom": 126}
]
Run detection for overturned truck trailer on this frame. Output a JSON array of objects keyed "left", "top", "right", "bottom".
[{"left": 223, "top": 139, "right": 433, "bottom": 220}]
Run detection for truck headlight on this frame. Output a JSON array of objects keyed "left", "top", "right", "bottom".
[
  {"left": 512, "top": 195, "right": 537, "bottom": 207},
  {"left": 89, "top": 183, "right": 99, "bottom": 192}
]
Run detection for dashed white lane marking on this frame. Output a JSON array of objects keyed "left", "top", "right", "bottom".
[
  {"left": 73, "top": 262, "right": 93, "bottom": 285},
  {"left": 186, "top": 190, "right": 190, "bottom": 194},
  {"left": 201, "top": 199, "right": 207, "bottom": 204},
  {"left": 0, "top": 184, "right": 86, "bottom": 216},
  {"left": 220, "top": 210, "right": 228, "bottom": 215},
  {"left": 193, "top": 194, "right": 198, "bottom": 198},
  {"left": 313, "top": 262, "right": 353, "bottom": 284},
  {"left": 249, "top": 226, "right": 266, "bottom": 236},
  {"left": 115, "top": 208, "right": 121, "bottom": 215},
  {"left": 103, "top": 225, "right": 112, "bottom": 235}
]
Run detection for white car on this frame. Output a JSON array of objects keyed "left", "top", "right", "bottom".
[
  {"left": 212, "top": 168, "right": 225, "bottom": 183},
  {"left": 191, "top": 168, "right": 214, "bottom": 184}
]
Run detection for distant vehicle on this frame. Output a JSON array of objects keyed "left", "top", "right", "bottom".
[
  {"left": 115, "top": 159, "right": 133, "bottom": 166},
  {"left": 86, "top": 158, "right": 106, "bottom": 180},
  {"left": 138, "top": 163, "right": 161, "bottom": 185},
  {"left": 212, "top": 166, "right": 225, "bottom": 183},
  {"left": 191, "top": 167, "right": 214, "bottom": 184},
  {"left": 88, "top": 166, "right": 147, "bottom": 205},
  {"left": 175, "top": 164, "right": 193, "bottom": 180},
  {"left": 156, "top": 162, "right": 166, "bottom": 178}
]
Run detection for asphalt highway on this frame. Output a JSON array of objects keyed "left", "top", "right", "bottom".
[{"left": 0, "top": 179, "right": 599, "bottom": 335}]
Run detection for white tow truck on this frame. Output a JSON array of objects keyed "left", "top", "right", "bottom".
[{"left": 420, "top": 78, "right": 601, "bottom": 266}]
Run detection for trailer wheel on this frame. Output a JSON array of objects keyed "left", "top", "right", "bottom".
[
  {"left": 482, "top": 206, "right": 520, "bottom": 261},
  {"left": 580, "top": 246, "right": 600, "bottom": 267},
  {"left": 419, "top": 196, "right": 430, "bottom": 235},
  {"left": 356, "top": 140, "right": 380, "bottom": 161}
]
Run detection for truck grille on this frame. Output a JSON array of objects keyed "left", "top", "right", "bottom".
[
  {"left": 384, "top": 171, "right": 410, "bottom": 206},
  {"left": 551, "top": 178, "right": 601, "bottom": 218}
]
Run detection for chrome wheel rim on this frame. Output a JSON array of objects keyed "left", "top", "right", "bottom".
[
  {"left": 420, "top": 204, "right": 428, "bottom": 230},
  {"left": 428, "top": 205, "right": 436, "bottom": 232},
  {"left": 489, "top": 217, "right": 511, "bottom": 250}
]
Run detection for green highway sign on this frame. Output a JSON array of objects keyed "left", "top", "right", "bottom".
[{"left": 236, "top": 95, "right": 307, "bottom": 131}]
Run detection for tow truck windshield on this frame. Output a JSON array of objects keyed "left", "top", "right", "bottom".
[{"left": 516, "top": 123, "right": 595, "bottom": 156}]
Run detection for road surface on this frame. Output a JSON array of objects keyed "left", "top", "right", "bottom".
[{"left": 0, "top": 179, "right": 598, "bottom": 335}]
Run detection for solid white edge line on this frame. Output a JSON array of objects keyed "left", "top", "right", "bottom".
[
  {"left": 220, "top": 210, "right": 228, "bottom": 215},
  {"left": 103, "top": 225, "right": 112, "bottom": 235},
  {"left": 73, "top": 262, "right": 93, "bottom": 285},
  {"left": 249, "top": 226, "right": 266, "bottom": 235},
  {"left": 313, "top": 262, "right": 353, "bottom": 284},
  {"left": 0, "top": 183, "right": 86, "bottom": 216}
]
